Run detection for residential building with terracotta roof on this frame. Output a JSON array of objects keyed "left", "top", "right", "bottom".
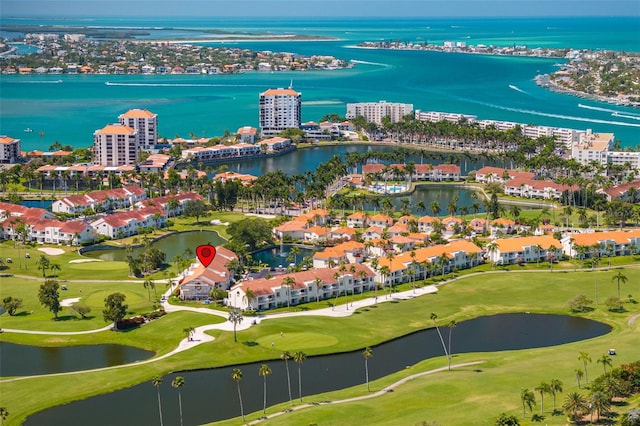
[
  {"left": 236, "top": 126, "right": 258, "bottom": 144},
  {"left": 135, "top": 192, "right": 203, "bottom": 216},
  {"left": 259, "top": 137, "right": 292, "bottom": 153},
  {"left": 304, "top": 225, "right": 330, "bottom": 242},
  {"left": 561, "top": 229, "right": 640, "bottom": 258},
  {"left": 488, "top": 235, "right": 562, "bottom": 265},
  {"left": 417, "top": 215, "right": 440, "bottom": 234},
  {"left": 138, "top": 153, "right": 171, "bottom": 173},
  {"left": 598, "top": 180, "right": 640, "bottom": 202},
  {"left": 259, "top": 87, "right": 302, "bottom": 137},
  {"left": 90, "top": 206, "right": 167, "bottom": 239},
  {"left": 504, "top": 177, "right": 578, "bottom": 200},
  {"left": 330, "top": 226, "right": 357, "bottom": 241},
  {"left": 118, "top": 109, "right": 157, "bottom": 150},
  {"left": 229, "top": 264, "right": 375, "bottom": 310},
  {"left": 213, "top": 171, "right": 258, "bottom": 186},
  {"left": 312, "top": 241, "right": 366, "bottom": 268},
  {"left": 347, "top": 211, "right": 368, "bottom": 228},
  {"left": 475, "top": 167, "right": 535, "bottom": 184},
  {"left": 376, "top": 239, "right": 483, "bottom": 286},
  {"left": 53, "top": 186, "right": 146, "bottom": 215},
  {"left": 0, "top": 136, "right": 21, "bottom": 164},
  {"left": 369, "top": 214, "right": 394, "bottom": 228},
  {"left": 178, "top": 246, "right": 237, "bottom": 300},
  {"left": 93, "top": 124, "right": 138, "bottom": 166}
]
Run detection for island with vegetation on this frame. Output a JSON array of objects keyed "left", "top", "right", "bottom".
[{"left": 0, "top": 33, "right": 349, "bottom": 75}]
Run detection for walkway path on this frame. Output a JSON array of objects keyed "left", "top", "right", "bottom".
[{"left": 247, "top": 360, "right": 486, "bottom": 425}]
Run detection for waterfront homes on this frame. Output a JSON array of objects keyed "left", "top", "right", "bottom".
[
  {"left": 474, "top": 166, "right": 535, "bottom": 184},
  {"left": 138, "top": 154, "right": 171, "bottom": 173},
  {"left": 236, "top": 126, "right": 258, "bottom": 144},
  {"left": 181, "top": 143, "right": 261, "bottom": 161},
  {"left": 259, "top": 87, "right": 302, "bottom": 137},
  {"left": 260, "top": 137, "right": 292, "bottom": 153},
  {"left": 90, "top": 206, "right": 167, "bottom": 239},
  {"left": 0, "top": 136, "right": 21, "bottom": 164},
  {"left": 229, "top": 263, "right": 375, "bottom": 311},
  {"left": 376, "top": 239, "right": 484, "bottom": 286},
  {"left": 178, "top": 246, "right": 237, "bottom": 300},
  {"left": 561, "top": 229, "right": 640, "bottom": 258},
  {"left": 571, "top": 130, "right": 614, "bottom": 166},
  {"left": 346, "top": 100, "right": 414, "bottom": 125},
  {"left": 361, "top": 163, "right": 461, "bottom": 181},
  {"left": 487, "top": 235, "right": 562, "bottom": 266},
  {"left": 118, "top": 109, "right": 158, "bottom": 150},
  {"left": 93, "top": 124, "right": 139, "bottom": 166},
  {"left": 52, "top": 186, "right": 146, "bottom": 215},
  {"left": 273, "top": 209, "right": 332, "bottom": 240}
]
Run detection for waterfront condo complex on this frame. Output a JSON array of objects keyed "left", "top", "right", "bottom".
[
  {"left": 118, "top": 109, "right": 158, "bottom": 150},
  {"left": 92, "top": 124, "right": 139, "bottom": 166},
  {"left": 346, "top": 100, "right": 414, "bottom": 125},
  {"left": 259, "top": 87, "right": 302, "bottom": 137},
  {"left": 0, "top": 135, "right": 21, "bottom": 164}
]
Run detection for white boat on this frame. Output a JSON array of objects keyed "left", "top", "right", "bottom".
[{"left": 24, "top": 128, "right": 33, "bottom": 132}]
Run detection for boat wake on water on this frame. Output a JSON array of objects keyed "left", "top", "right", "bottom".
[
  {"left": 468, "top": 99, "right": 640, "bottom": 128},
  {"left": 578, "top": 103, "right": 640, "bottom": 118},
  {"left": 18, "top": 80, "right": 63, "bottom": 84},
  {"left": 508, "top": 84, "right": 528, "bottom": 94},
  {"left": 347, "top": 59, "right": 391, "bottom": 67}
]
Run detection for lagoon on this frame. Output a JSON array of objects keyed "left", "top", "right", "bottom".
[
  {"left": 25, "top": 313, "right": 610, "bottom": 425},
  {"left": 82, "top": 230, "right": 224, "bottom": 263},
  {"left": 0, "top": 342, "right": 154, "bottom": 376}
]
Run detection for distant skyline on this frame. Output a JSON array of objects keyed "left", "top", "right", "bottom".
[{"left": 2, "top": 0, "right": 640, "bottom": 18}]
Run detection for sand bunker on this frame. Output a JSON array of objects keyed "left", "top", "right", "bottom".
[{"left": 37, "top": 247, "right": 65, "bottom": 256}]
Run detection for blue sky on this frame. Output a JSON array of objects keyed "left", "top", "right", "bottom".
[{"left": 2, "top": 0, "right": 639, "bottom": 17}]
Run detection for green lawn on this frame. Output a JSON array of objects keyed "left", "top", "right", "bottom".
[{"left": 1, "top": 268, "right": 639, "bottom": 425}]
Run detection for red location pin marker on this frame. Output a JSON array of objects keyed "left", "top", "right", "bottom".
[{"left": 196, "top": 244, "right": 216, "bottom": 268}]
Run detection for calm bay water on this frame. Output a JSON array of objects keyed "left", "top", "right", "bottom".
[
  {"left": 25, "top": 313, "right": 611, "bottom": 426},
  {"left": 1, "top": 17, "right": 639, "bottom": 151}
]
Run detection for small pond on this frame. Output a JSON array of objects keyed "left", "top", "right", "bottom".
[
  {"left": 83, "top": 230, "right": 225, "bottom": 262},
  {"left": 0, "top": 342, "right": 154, "bottom": 376},
  {"left": 251, "top": 244, "right": 317, "bottom": 268},
  {"left": 25, "top": 313, "right": 611, "bottom": 425}
]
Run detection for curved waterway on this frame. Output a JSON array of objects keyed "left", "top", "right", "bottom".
[
  {"left": 0, "top": 342, "right": 154, "bottom": 376},
  {"left": 26, "top": 313, "right": 610, "bottom": 425}
]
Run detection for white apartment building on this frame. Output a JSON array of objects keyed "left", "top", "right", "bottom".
[
  {"left": 346, "top": 100, "right": 414, "bottom": 125},
  {"left": 118, "top": 109, "right": 158, "bottom": 150},
  {"left": 259, "top": 87, "right": 302, "bottom": 137},
  {"left": 93, "top": 124, "right": 138, "bottom": 166},
  {"left": 571, "top": 130, "right": 614, "bottom": 166},
  {"left": 606, "top": 150, "right": 640, "bottom": 171},
  {"left": 415, "top": 110, "right": 477, "bottom": 124},
  {"left": 0, "top": 136, "right": 21, "bottom": 164}
]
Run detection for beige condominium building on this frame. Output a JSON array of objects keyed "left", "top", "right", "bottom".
[
  {"left": 259, "top": 87, "right": 302, "bottom": 137},
  {"left": 93, "top": 124, "right": 138, "bottom": 166}
]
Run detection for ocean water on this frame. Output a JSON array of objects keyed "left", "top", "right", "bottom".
[{"left": 1, "top": 17, "right": 639, "bottom": 151}]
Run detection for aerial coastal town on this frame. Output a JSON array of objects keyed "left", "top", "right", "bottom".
[{"left": 2, "top": 22, "right": 640, "bottom": 426}]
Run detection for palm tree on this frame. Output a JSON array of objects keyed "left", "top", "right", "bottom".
[
  {"left": 520, "top": 388, "right": 536, "bottom": 418},
  {"left": 589, "top": 389, "right": 611, "bottom": 422},
  {"left": 143, "top": 278, "right": 153, "bottom": 301},
  {"left": 578, "top": 351, "right": 592, "bottom": 384},
  {"left": 280, "top": 351, "right": 293, "bottom": 405},
  {"left": 293, "top": 350, "right": 307, "bottom": 402},
  {"left": 281, "top": 276, "right": 295, "bottom": 308},
  {"left": 575, "top": 368, "right": 584, "bottom": 389},
  {"left": 535, "top": 381, "right": 551, "bottom": 414},
  {"left": 597, "top": 354, "right": 613, "bottom": 374},
  {"left": 152, "top": 376, "right": 164, "bottom": 426},
  {"left": 611, "top": 271, "right": 628, "bottom": 299},
  {"left": 231, "top": 368, "right": 245, "bottom": 423},
  {"left": 430, "top": 313, "right": 449, "bottom": 362},
  {"left": 228, "top": 308, "right": 243, "bottom": 343},
  {"left": 447, "top": 320, "right": 457, "bottom": 371},
  {"left": 563, "top": 391, "right": 589, "bottom": 424},
  {"left": 259, "top": 364, "right": 272, "bottom": 415},
  {"left": 550, "top": 378, "right": 563, "bottom": 411},
  {"left": 363, "top": 346, "right": 373, "bottom": 392},
  {"left": 171, "top": 376, "right": 185, "bottom": 426}
]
